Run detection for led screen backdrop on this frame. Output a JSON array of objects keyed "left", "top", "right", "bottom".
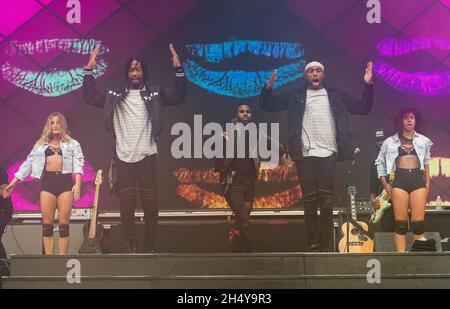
[{"left": 0, "top": 0, "right": 448, "bottom": 211}]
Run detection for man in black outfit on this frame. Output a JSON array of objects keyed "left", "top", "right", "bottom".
[
  {"left": 215, "top": 104, "right": 259, "bottom": 253},
  {"left": 260, "top": 61, "right": 374, "bottom": 252},
  {"left": 0, "top": 166, "right": 13, "bottom": 259},
  {"left": 83, "top": 44, "right": 187, "bottom": 253}
]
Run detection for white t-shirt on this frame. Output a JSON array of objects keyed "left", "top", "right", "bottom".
[
  {"left": 113, "top": 89, "right": 157, "bottom": 163},
  {"left": 301, "top": 88, "right": 337, "bottom": 157}
]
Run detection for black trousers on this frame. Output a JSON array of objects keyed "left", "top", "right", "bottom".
[
  {"left": 295, "top": 154, "right": 336, "bottom": 252},
  {"left": 224, "top": 175, "right": 255, "bottom": 252},
  {"left": 116, "top": 155, "right": 157, "bottom": 247},
  {"left": 0, "top": 199, "right": 13, "bottom": 259}
]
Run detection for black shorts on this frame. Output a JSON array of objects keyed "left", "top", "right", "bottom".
[
  {"left": 41, "top": 171, "right": 73, "bottom": 197},
  {"left": 393, "top": 168, "right": 426, "bottom": 193}
]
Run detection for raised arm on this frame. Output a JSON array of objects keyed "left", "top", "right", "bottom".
[
  {"left": 82, "top": 45, "right": 106, "bottom": 108},
  {"left": 160, "top": 43, "right": 187, "bottom": 107},
  {"left": 342, "top": 61, "right": 374, "bottom": 115},
  {"left": 259, "top": 69, "right": 293, "bottom": 113}
]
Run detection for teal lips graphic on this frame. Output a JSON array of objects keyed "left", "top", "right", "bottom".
[{"left": 2, "top": 38, "right": 109, "bottom": 97}]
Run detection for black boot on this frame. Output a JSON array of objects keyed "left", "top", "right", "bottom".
[
  {"left": 304, "top": 198, "right": 320, "bottom": 252},
  {"left": 140, "top": 188, "right": 158, "bottom": 253},
  {"left": 124, "top": 239, "right": 137, "bottom": 253},
  {"left": 240, "top": 225, "right": 254, "bottom": 253},
  {"left": 118, "top": 187, "right": 137, "bottom": 247},
  {"left": 318, "top": 194, "right": 335, "bottom": 252},
  {"left": 144, "top": 241, "right": 156, "bottom": 253}
]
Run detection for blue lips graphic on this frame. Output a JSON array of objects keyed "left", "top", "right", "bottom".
[{"left": 184, "top": 40, "right": 305, "bottom": 98}]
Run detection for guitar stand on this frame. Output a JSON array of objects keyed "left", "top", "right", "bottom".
[
  {"left": 337, "top": 151, "right": 360, "bottom": 253},
  {"left": 341, "top": 209, "right": 371, "bottom": 252}
]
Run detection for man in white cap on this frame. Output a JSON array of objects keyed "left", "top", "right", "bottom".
[{"left": 260, "top": 60, "right": 374, "bottom": 252}]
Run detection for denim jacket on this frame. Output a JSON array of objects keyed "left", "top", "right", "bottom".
[
  {"left": 375, "top": 132, "right": 432, "bottom": 178},
  {"left": 14, "top": 138, "right": 84, "bottom": 181}
]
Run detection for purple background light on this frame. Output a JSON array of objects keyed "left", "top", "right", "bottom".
[
  {"left": 0, "top": 0, "right": 448, "bottom": 210},
  {"left": 7, "top": 160, "right": 97, "bottom": 211}
]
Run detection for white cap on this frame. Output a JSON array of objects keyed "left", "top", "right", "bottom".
[{"left": 305, "top": 61, "right": 324, "bottom": 72}]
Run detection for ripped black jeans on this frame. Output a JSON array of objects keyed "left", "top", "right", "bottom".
[
  {"left": 224, "top": 175, "right": 255, "bottom": 252},
  {"left": 296, "top": 154, "right": 336, "bottom": 252},
  {"left": 116, "top": 155, "right": 158, "bottom": 248}
]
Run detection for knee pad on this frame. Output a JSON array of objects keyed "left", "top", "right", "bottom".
[
  {"left": 118, "top": 187, "right": 136, "bottom": 199},
  {"left": 244, "top": 202, "right": 252, "bottom": 214},
  {"left": 411, "top": 221, "right": 424, "bottom": 235},
  {"left": 118, "top": 188, "right": 136, "bottom": 207},
  {"left": 42, "top": 224, "right": 54, "bottom": 237},
  {"left": 302, "top": 192, "right": 318, "bottom": 203},
  {"left": 395, "top": 220, "right": 408, "bottom": 235},
  {"left": 59, "top": 224, "right": 70, "bottom": 238}
]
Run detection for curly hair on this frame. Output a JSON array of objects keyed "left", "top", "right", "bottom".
[
  {"left": 124, "top": 56, "right": 148, "bottom": 85},
  {"left": 391, "top": 107, "right": 427, "bottom": 136}
]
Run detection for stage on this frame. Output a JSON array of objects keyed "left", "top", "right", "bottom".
[
  {"left": 1, "top": 209, "right": 450, "bottom": 289},
  {"left": 2, "top": 252, "right": 450, "bottom": 289}
]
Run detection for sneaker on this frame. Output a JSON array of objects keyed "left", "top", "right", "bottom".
[
  {"left": 319, "top": 241, "right": 335, "bottom": 252},
  {"left": 228, "top": 228, "right": 240, "bottom": 243},
  {"left": 229, "top": 229, "right": 243, "bottom": 252},
  {"left": 307, "top": 243, "right": 321, "bottom": 253}
]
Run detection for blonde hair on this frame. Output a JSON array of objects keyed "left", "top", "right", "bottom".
[{"left": 36, "top": 112, "right": 72, "bottom": 146}]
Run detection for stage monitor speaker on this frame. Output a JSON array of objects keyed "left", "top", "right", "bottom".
[
  {"left": 2, "top": 222, "right": 85, "bottom": 257},
  {"left": 374, "top": 232, "right": 443, "bottom": 252}
]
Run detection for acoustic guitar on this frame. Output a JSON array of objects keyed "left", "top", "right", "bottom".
[{"left": 338, "top": 186, "right": 374, "bottom": 253}]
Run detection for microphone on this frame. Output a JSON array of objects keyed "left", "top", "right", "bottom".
[{"left": 350, "top": 147, "right": 360, "bottom": 166}]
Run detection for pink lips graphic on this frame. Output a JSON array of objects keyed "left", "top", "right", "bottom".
[{"left": 374, "top": 37, "right": 450, "bottom": 96}]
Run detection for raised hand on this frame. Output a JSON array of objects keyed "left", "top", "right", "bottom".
[
  {"left": 364, "top": 61, "right": 374, "bottom": 85},
  {"left": 86, "top": 45, "right": 101, "bottom": 70},
  {"left": 169, "top": 43, "right": 181, "bottom": 68},
  {"left": 266, "top": 69, "right": 278, "bottom": 89}
]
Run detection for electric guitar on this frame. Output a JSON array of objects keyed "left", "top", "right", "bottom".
[
  {"left": 338, "top": 186, "right": 374, "bottom": 253},
  {"left": 79, "top": 169, "right": 103, "bottom": 254},
  {"left": 369, "top": 189, "right": 391, "bottom": 224}
]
